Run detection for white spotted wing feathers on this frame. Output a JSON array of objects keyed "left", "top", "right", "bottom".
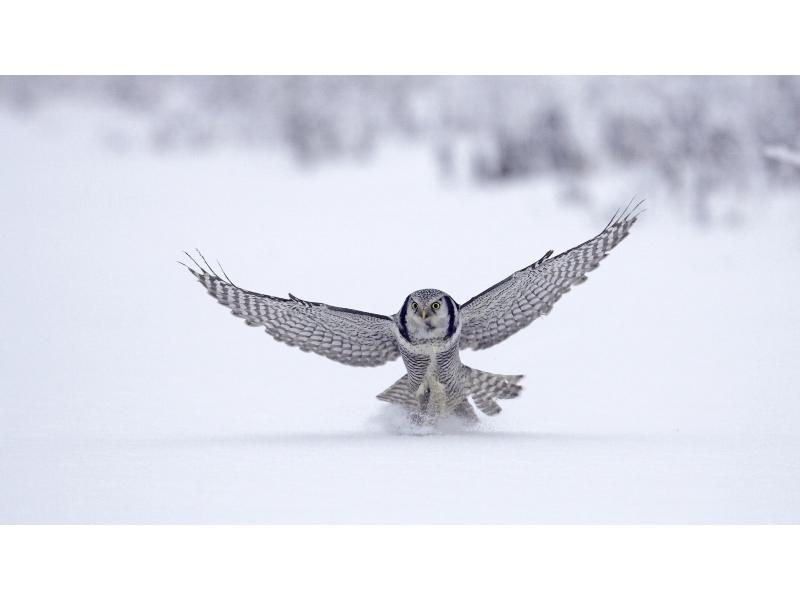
[
  {"left": 458, "top": 203, "right": 640, "bottom": 351},
  {"left": 183, "top": 256, "right": 400, "bottom": 367}
]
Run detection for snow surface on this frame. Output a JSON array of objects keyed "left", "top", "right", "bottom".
[{"left": 1, "top": 108, "right": 799, "bottom": 523}]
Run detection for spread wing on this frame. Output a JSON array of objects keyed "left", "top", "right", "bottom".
[
  {"left": 458, "top": 202, "right": 641, "bottom": 351},
  {"left": 182, "top": 253, "right": 400, "bottom": 367}
]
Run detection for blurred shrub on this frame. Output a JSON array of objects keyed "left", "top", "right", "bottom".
[{"left": 2, "top": 75, "right": 799, "bottom": 223}]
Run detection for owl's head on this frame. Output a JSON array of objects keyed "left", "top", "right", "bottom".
[{"left": 398, "top": 288, "right": 459, "bottom": 342}]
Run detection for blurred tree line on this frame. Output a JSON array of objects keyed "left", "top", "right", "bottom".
[{"left": 2, "top": 76, "right": 799, "bottom": 223}]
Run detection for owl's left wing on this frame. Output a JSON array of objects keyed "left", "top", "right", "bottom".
[
  {"left": 183, "top": 254, "right": 400, "bottom": 367},
  {"left": 458, "top": 203, "right": 640, "bottom": 351}
]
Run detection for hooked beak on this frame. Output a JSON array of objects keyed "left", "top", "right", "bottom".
[{"left": 420, "top": 308, "right": 427, "bottom": 319}]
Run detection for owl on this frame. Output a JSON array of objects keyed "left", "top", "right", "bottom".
[{"left": 183, "top": 203, "right": 640, "bottom": 424}]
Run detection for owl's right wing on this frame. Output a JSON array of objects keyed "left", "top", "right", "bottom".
[
  {"left": 458, "top": 203, "right": 640, "bottom": 351},
  {"left": 183, "top": 253, "right": 401, "bottom": 367}
]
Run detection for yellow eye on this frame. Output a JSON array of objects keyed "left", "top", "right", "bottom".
[
  {"left": 411, "top": 302, "right": 418, "bottom": 310},
  {"left": 431, "top": 302, "right": 441, "bottom": 310}
]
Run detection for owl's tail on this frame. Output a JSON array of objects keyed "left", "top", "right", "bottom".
[
  {"left": 375, "top": 368, "right": 524, "bottom": 417},
  {"left": 462, "top": 366, "right": 524, "bottom": 416},
  {"left": 376, "top": 374, "right": 416, "bottom": 408}
]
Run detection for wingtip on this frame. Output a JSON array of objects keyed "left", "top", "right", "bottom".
[
  {"left": 629, "top": 198, "right": 647, "bottom": 221},
  {"left": 183, "top": 249, "right": 239, "bottom": 283},
  {"left": 195, "top": 248, "right": 221, "bottom": 278},
  {"left": 605, "top": 205, "right": 623, "bottom": 229},
  {"left": 182, "top": 251, "right": 207, "bottom": 275},
  {"left": 608, "top": 197, "right": 646, "bottom": 229},
  {"left": 216, "top": 260, "right": 237, "bottom": 286}
]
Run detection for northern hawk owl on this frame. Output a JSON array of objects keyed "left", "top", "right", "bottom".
[{"left": 183, "top": 204, "right": 640, "bottom": 424}]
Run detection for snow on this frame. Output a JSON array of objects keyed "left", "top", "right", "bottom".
[{"left": 1, "top": 107, "right": 799, "bottom": 523}]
